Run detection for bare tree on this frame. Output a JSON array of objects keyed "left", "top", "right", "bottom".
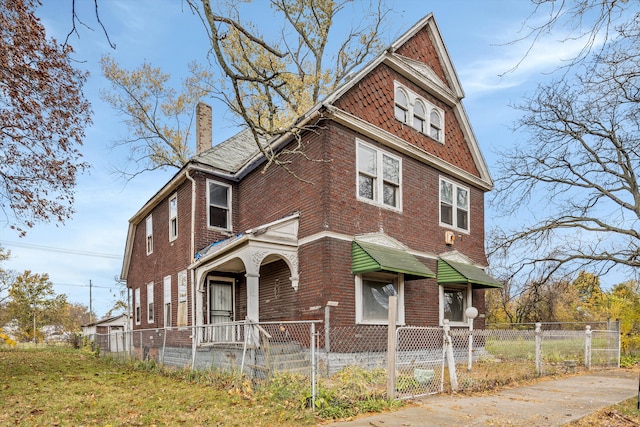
[
  {"left": 100, "top": 56, "right": 207, "bottom": 180},
  {"left": 0, "top": 0, "right": 92, "bottom": 236},
  {"left": 490, "top": 14, "right": 640, "bottom": 284},
  {"left": 188, "top": 0, "right": 388, "bottom": 174},
  {"left": 100, "top": 0, "right": 389, "bottom": 180}
]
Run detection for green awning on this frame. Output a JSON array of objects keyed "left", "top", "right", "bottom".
[
  {"left": 437, "top": 258, "right": 502, "bottom": 288},
  {"left": 352, "top": 241, "right": 435, "bottom": 280}
]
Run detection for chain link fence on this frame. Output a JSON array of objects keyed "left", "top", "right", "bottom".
[{"left": 84, "top": 320, "right": 621, "bottom": 403}]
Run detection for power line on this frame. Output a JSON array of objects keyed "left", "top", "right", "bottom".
[
  {"left": 52, "top": 282, "right": 119, "bottom": 290},
  {"left": 0, "top": 240, "right": 121, "bottom": 260}
]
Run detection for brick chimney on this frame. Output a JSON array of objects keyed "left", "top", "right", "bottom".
[{"left": 196, "top": 102, "right": 212, "bottom": 155}]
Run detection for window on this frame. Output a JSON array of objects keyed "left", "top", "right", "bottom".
[
  {"left": 393, "top": 81, "right": 445, "bottom": 142},
  {"left": 163, "top": 275, "right": 172, "bottom": 328},
  {"left": 145, "top": 215, "right": 153, "bottom": 255},
  {"left": 147, "top": 282, "right": 154, "bottom": 323},
  {"left": 440, "top": 285, "right": 471, "bottom": 326},
  {"left": 413, "top": 100, "right": 426, "bottom": 133},
  {"left": 440, "top": 178, "right": 469, "bottom": 231},
  {"left": 135, "top": 288, "right": 141, "bottom": 325},
  {"left": 207, "top": 180, "right": 231, "bottom": 230},
  {"left": 430, "top": 110, "right": 442, "bottom": 141},
  {"left": 169, "top": 194, "right": 178, "bottom": 241},
  {"left": 356, "top": 273, "right": 404, "bottom": 324},
  {"left": 357, "top": 141, "right": 401, "bottom": 209},
  {"left": 177, "top": 270, "right": 188, "bottom": 327},
  {"left": 394, "top": 88, "right": 409, "bottom": 123}
]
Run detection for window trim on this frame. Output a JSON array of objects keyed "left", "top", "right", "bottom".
[
  {"left": 206, "top": 179, "right": 232, "bottom": 231},
  {"left": 147, "top": 282, "right": 154, "bottom": 324},
  {"left": 168, "top": 193, "right": 178, "bottom": 242},
  {"left": 393, "top": 81, "right": 445, "bottom": 143},
  {"left": 145, "top": 214, "right": 153, "bottom": 255},
  {"left": 439, "top": 177, "right": 470, "bottom": 233},
  {"left": 163, "top": 275, "right": 172, "bottom": 328},
  {"left": 439, "top": 284, "right": 472, "bottom": 327},
  {"left": 356, "top": 140, "right": 402, "bottom": 211},
  {"left": 355, "top": 272, "right": 405, "bottom": 325},
  {"left": 134, "top": 287, "right": 141, "bottom": 325}
]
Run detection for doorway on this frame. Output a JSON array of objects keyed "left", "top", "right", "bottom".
[{"left": 207, "top": 277, "right": 235, "bottom": 342}]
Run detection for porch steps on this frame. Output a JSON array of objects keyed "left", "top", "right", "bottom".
[
  {"left": 254, "top": 341, "right": 310, "bottom": 375},
  {"left": 162, "top": 347, "right": 192, "bottom": 368}
]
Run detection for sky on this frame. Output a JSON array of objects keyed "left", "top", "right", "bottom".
[{"left": 0, "top": 0, "right": 598, "bottom": 318}]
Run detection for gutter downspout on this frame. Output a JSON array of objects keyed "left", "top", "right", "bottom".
[{"left": 186, "top": 170, "right": 197, "bottom": 369}]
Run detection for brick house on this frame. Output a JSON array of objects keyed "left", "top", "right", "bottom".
[{"left": 120, "top": 14, "right": 500, "bottom": 359}]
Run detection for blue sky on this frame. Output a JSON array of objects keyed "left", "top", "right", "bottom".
[{"left": 0, "top": 0, "right": 590, "bottom": 318}]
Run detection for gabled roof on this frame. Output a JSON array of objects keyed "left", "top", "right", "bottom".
[{"left": 191, "top": 128, "right": 261, "bottom": 173}]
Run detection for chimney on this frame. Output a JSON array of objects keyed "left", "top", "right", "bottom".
[{"left": 196, "top": 102, "right": 212, "bottom": 155}]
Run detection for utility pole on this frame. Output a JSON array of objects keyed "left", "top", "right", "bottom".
[{"left": 89, "top": 279, "right": 93, "bottom": 323}]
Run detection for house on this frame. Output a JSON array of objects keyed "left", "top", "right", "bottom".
[
  {"left": 82, "top": 313, "right": 131, "bottom": 353},
  {"left": 119, "top": 14, "right": 501, "bottom": 367}
]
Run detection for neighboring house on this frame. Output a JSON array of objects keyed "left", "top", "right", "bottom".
[
  {"left": 82, "top": 314, "right": 131, "bottom": 352},
  {"left": 120, "top": 14, "right": 501, "bottom": 362}
]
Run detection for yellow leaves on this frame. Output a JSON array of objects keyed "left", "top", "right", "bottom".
[{"left": 0, "top": 329, "right": 17, "bottom": 347}]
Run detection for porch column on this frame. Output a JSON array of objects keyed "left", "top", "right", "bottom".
[{"left": 245, "top": 272, "right": 260, "bottom": 322}]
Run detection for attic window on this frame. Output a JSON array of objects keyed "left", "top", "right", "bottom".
[
  {"left": 394, "top": 88, "right": 409, "bottom": 123},
  {"left": 393, "top": 81, "right": 445, "bottom": 143}
]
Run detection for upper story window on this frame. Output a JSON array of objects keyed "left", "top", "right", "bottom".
[
  {"left": 169, "top": 194, "right": 178, "bottom": 241},
  {"left": 357, "top": 140, "right": 401, "bottom": 210},
  {"left": 394, "top": 88, "right": 409, "bottom": 123},
  {"left": 394, "top": 81, "right": 445, "bottom": 143},
  {"left": 145, "top": 214, "right": 153, "bottom": 255},
  {"left": 440, "top": 177, "right": 469, "bottom": 232},
  {"left": 207, "top": 180, "right": 231, "bottom": 230}
]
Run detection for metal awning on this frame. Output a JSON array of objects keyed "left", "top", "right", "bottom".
[
  {"left": 351, "top": 241, "right": 435, "bottom": 280},
  {"left": 437, "top": 258, "right": 502, "bottom": 288}
]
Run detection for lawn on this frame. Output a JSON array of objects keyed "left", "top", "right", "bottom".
[{"left": 0, "top": 347, "right": 319, "bottom": 426}]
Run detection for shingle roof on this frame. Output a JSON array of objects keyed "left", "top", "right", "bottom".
[{"left": 191, "top": 128, "right": 262, "bottom": 173}]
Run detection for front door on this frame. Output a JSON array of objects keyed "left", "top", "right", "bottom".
[{"left": 208, "top": 278, "right": 234, "bottom": 341}]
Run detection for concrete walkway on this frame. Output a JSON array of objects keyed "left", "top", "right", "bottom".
[{"left": 322, "top": 369, "right": 639, "bottom": 426}]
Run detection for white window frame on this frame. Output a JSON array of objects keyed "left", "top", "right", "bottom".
[
  {"left": 147, "top": 282, "right": 154, "bottom": 324},
  {"left": 207, "top": 180, "right": 232, "bottom": 231},
  {"left": 356, "top": 140, "right": 402, "bottom": 211},
  {"left": 163, "top": 275, "right": 172, "bottom": 328},
  {"left": 134, "top": 287, "right": 141, "bottom": 325},
  {"left": 439, "top": 177, "right": 470, "bottom": 233},
  {"left": 439, "top": 284, "right": 472, "bottom": 327},
  {"left": 394, "top": 87, "right": 409, "bottom": 123},
  {"left": 355, "top": 272, "right": 405, "bottom": 325},
  {"left": 168, "top": 193, "right": 178, "bottom": 242},
  {"left": 145, "top": 214, "right": 153, "bottom": 255},
  {"left": 393, "top": 81, "right": 445, "bottom": 143}
]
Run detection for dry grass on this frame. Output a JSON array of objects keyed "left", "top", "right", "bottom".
[
  {"left": 565, "top": 398, "right": 640, "bottom": 426},
  {"left": 0, "top": 347, "right": 317, "bottom": 426}
]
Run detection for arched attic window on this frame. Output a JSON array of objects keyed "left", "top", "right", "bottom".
[
  {"left": 413, "top": 100, "right": 426, "bottom": 133},
  {"left": 394, "top": 88, "right": 409, "bottom": 123},
  {"left": 430, "top": 109, "right": 442, "bottom": 141}
]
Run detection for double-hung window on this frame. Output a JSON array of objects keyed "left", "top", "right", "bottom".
[
  {"left": 145, "top": 215, "right": 153, "bottom": 255},
  {"left": 169, "top": 194, "right": 178, "bottom": 241},
  {"left": 355, "top": 272, "right": 404, "bottom": 324},
  {"left": 439, "top": 177, "right": 469, "bottom": 232},
  {"left": 163, "top": 275, "right": 172, "bottom": 328},
  {"left": 147, "top": 282, "right": 154, "bottom": 324},
  {"left": 135, "top": 288, "right": 141, "bottom": 325},
  {"left": 207, "top": 180, "right": 231, "bottom": 230},
  {"left": 357, "top": 141, "right": 401, "bottom": 210}
]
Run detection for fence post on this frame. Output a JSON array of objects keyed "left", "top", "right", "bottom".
[
  {"left": 387, "top": 296, "right": 397, "bottom": 401},
  {"left": 311, "top": 322, "right": 316, "bottom": 410},
  {"left": 535, "top": 323, "right": 542, "bottom": 375},
  {"left": 585, "top": 325, "right": 592, "bottom": 370},
  {"left": 443, "top": 320, "right": 458, "bottom": 391}
]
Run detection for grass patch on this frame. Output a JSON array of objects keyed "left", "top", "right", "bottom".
[
  {"left": 565, "top": 397, "right": 640, "bottom": 426},
  {"left": 0, "top": 347, "right": 317, "bottom": 426}
]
